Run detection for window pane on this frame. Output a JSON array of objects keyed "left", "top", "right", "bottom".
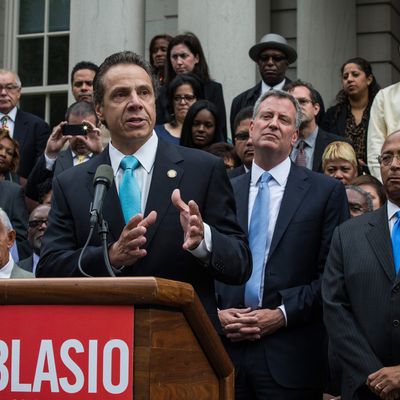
[
  {"left": 18, "top": 38, "right": 44, "bottom": 87},
  {"left": 49, "top": 0, "right": 70, "bottom": 32},
  {"left": 50, "top": 93, "right": 68, "bottom": 128},
  {"left": 19, "top": 94, "right": 46, "bottom": 121},
  {"left": 19, "top": 0, "right": 45, "bottom": 34},
  {"left": 48, "top": 36, "right": 69, "bottom": 85}
]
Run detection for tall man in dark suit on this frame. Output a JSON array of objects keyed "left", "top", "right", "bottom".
[
  {"left": 287, "top": 80, "right": 349, "bottom": 172},
  {"left": 230, "top": 33, "right": 325, "bottom": 130},
  {"left": 217, "top": 90, "right": 349, "bottom": 399},
  {"left": 36, "top": 51, "right": 251, "bottom": 329},
  {"left": 323, "top": 130, "right": 400, "bottom": 400},
  {"left": 0, "top": 69, "right": 50, "bottom": 182}
]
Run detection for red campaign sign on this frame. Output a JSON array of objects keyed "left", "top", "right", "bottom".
[{"left": 0, "top": 305, "right": 134, "bottom": 400}]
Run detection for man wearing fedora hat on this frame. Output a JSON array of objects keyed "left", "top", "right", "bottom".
[{"left": 230, "top": 33, "right": 325, "bottom": 130}]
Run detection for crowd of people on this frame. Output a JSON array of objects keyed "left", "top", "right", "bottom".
[{"left": 0, "top": 30, "right": 399, "bottom": 400}]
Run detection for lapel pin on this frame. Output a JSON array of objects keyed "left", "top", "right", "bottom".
[{"left": 167, "top": 169, "right": 177, "bottom": 178}]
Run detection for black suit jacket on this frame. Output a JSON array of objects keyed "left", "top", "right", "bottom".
[
  {"left": 312, "top": 128, "right": 351, "bottom": 172},
  {"left": 216, "top": 162, "right": 349, "bottom": 389},
  {"left": 37, "top": 139, "right": 251, "bottom": 329},
  {"left": 230, "top": 78, "right": 325, "bottom": 131},
  {"left": 19, "top": 255, "right": 34, "bottom": 273},
  {"left": 323, "top": 206, "right": 400, "bottom": 399},
  {"left": 0, "top": 180, "right": 28, "bottom": 245},
  {"left": 227, "top": 164, "right": 247, "bottom": 179},
  {"left": 26, "top": 149, "right": 74, "bottom": 201},
  {"left": 14, "top": 109, "right": 50, "bottom": 179}
]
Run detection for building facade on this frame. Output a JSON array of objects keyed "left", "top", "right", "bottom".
[{"left": 0, "top": 0, "right": 399, "bottom": 133}]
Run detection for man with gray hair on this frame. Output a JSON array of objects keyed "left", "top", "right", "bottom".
[
  {"left": 0, "top": 69, "right": 50, "bottom": 181},
  {"left": 0, "top": 208, "right": 33, "bottom": 278},
  {"left": 217, "top": 90, "right": 348, "bottom": 398}
]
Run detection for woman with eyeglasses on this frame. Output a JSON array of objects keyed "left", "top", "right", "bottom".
[
  {"left": 321, "top": 57, "right": 380, "bottom": 172},
  {"left": 0, "top": 128, "right": 20, "bottom": 183},
  {"left": 154, "top": 73, "right": 204, "bottom": 145},
  {"left": 156, "top": 32, "right": 227, "bottom": 141}
]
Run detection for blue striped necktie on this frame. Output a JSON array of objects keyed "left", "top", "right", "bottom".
[
  {"left": 245, "top": 172, "right": 271, "bottom": 309},
  {"left": 119, "top": 155, "right": 141, "bottom": 223},
  {"left": 392, "top": 210, "right": 400, "bottom": 274}
]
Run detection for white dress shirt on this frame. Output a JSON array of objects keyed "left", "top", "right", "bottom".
[
  {"left": 249, "top": 157, "right": 291, "bottom": 319},
  {"left": 0, "top": 255, "right": 14, "bottom": 278},
  {"left": 261, "top": 79, "right": 287, "bottom": 95},
  {"left": 108, "top": 131, "right": 211, "bottom": 259}
]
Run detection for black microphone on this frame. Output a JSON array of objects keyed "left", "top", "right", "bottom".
[{"left": 90, "top": 164, "right": 114, "bottom": 227}]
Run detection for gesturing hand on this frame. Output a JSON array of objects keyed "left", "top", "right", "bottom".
[{"left": 171, "top": 188, "right": 204, "bottom": 251}]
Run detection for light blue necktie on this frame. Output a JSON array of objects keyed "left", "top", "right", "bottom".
[
  {"left": 392, "top": 210, "right": 400, "bottom": 274},
  {"left": 119, "top": 156, "right": 141, "bottom": 223},
  {"left": 245, "top": 172, "right": 271, "bottom": 309}
]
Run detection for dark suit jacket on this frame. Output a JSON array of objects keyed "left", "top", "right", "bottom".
[
  {"left": 216, "top": 162, "right": 349, "bottom": 389},
  {"left": 37, "top": 139, "right": 251, "bottom": 329},
  {"left": 227, "top": 164, "right": 247, "bottom": 179},
  {"left": 25, "top": 149, "right": 74, "bottom": 201},
  {"left": 322, "top": 206, "right": 400, "bottom": 400},
  {"left": 0, "top": 180, "right": 28, "bottom": 245},
  {"left": 230, "top": 79, "right": 325, "bottom": 131},
  {"left": 156, "top": 80, "right": 228, "bottom": 141},
  {"left": 14, "top": 109, "right": 50, "bottom": 179},
  {"left": 19, "top": 254, "right": 34, "bottom": 273},
  {"left": 312, "top": 128, "right": 351, "bottom": 172}
]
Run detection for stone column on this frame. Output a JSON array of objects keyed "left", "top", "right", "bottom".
[
  {"left": 178, "top": 0, "right": 258, "bottom": 136},
  {"left": 69, "top": 0, "right": 145, "bottom": 78},
  {"left": 297, "top": 0, "right": 356, "bottom": 106}
]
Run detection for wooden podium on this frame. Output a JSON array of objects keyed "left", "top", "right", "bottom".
[{"left": 0, "top": 277, "right": 234, "bottom": 399}]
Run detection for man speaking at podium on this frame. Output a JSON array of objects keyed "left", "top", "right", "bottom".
[{"left": 36, "top": 51, "right": 251, "bottom": 329}]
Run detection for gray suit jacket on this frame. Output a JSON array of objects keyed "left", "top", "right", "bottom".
[
  {"left": 10, "top": 262, "right": 34, "bottom": 278},
  {"left": 322, "top": 206, "right": 399, "bottom": 399}
]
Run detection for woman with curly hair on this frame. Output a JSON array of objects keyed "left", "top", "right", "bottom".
[
  {"left": 0, "top": 128, "right": 19, "bottom": 183},
  {"left": 321, "top": 57, "right": 380, "bottom": 170}
]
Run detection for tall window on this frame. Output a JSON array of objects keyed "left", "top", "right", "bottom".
[{"left": 17, "top": 0, "right": 70, "bottom": 127}]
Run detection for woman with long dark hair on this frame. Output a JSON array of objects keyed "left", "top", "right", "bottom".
[
  {"left": 156, "top": 32, "right": 227, "bottom": 140},
  {"left": 148, "top": 34, "right": 172, "bottom": 86},
  {"left": 180, "top": 100, "right": 224, "bottom": 149},
  {"left": 322, "top": 57, "right": 380, "bottom": 169}
]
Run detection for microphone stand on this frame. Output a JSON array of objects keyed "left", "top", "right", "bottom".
[{"left": 97, "top": 213, "right": 119, "bottom": 278}]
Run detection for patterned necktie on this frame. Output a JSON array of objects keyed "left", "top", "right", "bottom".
[
  {"left": 76, "top": 155, "right": 86, "bottom": 164},
  {"left": 245, "top": 172, "right": 272, "bottom": 309},
  {"left": 392, "top": 210, "right": 400, "bottom": 274},
  {"left": 1, "top": 115, "right": 9, "bottom": 130},
  {"left": 295, "top": 140, "right": 307, "bottom": 167},
  {"left": 119, "top": 155, "right": 141, "bottom": 223}
]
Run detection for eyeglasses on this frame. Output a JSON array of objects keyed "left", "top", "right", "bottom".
[
  {"left": 0, "top": 84, "right": 20, "bottom": 92},
  {"left": 28, "top": 219, "right": 48, "bottom": 229},
  {"left": 377, "top": 154, "right": 400, "bottom": 166},
  {"left": 173, "top": 95, "right": 196, "bottom": 103},
  {"left": 258, "top": 54, "right": 287, "bottom": 63},
  {"left": 235, "top": 133, "right": 249, "bottom": 142}
]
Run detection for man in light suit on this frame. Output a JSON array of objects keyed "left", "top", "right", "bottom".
[
  {"left": 0, "top": 69, "right": 50, "bottom": 181},
  {"left": 216, "top": 90, "right": 349, "bottom": 399},
  {"left": 323, "top": 130, "right": 400, "bottom": 400},
  {"left": 287, "top": 80, "right": 350, "bottom": 172},
  {"left": 36, "top": 51, "right": 251, "bottom": 330},
  {"left": 0, "top": 208, "right": 33, "bottom": 279}
]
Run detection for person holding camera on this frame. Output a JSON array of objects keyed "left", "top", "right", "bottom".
[{"left": 25, "top": 101, "right": 103, "bottom": 204}]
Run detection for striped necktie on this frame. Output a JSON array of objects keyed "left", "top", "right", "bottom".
[{"left": 295, "top": 140, "right": 307, "bottom": 167}]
